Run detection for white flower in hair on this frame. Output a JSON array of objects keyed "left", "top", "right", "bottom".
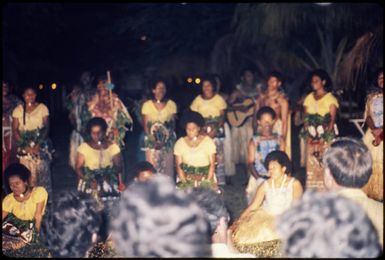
[
  {"left": 316, "top": 125, "right": 324, "bottom": 136},
  {"left": 308, "top": 126, "right": 316, "bottom": 137},
  {"left": 30, "top": 141, "right": 35, "bottom": 147}
]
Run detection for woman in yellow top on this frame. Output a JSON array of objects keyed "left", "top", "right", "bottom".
[
  {"left": 76, "top": 117, "right": 125, "bottom": 204},
  {"left": 301, "top": 69, "right": 339, "bottom": 191},
  {"left": 141, "top": 78, "right": 177, "bottom": 178},
  {"left": 190, "top": 75, "right": 227, "bottom": 185},
  {"left": 174, "top": 111, "right": 217, "bottom": 190},
  {"left": 12, "top": 86, "right": 53, "bottom": 199},
  {"left": 2, "top": 163, "right": 48, "bottom": 250}
]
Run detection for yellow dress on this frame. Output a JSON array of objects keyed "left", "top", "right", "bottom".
[
  {"left": 362, "top": 92, "right": 383, "bottom": 201},
  {"left": 12, "top": 104, "right": 52, "bottom": 197},
  {"left": 12, "top": 104, "right": 49, "bottom": 131},
  {"left": 303, "top": 92, "right": 339, "bottom": 116},
  {"left": 174, "top": 136, "right": 216, "bottom": 167},
  {"left": 302, "top": 92, "right": 339, "bottom": 192},
  {"left": 141, "top": 100, "right": 177, "bottom": 123},
  {"left": 190, "top": 94, "right": 227, "bottom": 118},
  {"left": 77, "top": 142, "right": 120, "bottom": 170},
  {"left": 174, "top": 136, "right": 217, "bottom": 188},
  {"left": 141, "top": 100, "right": 177, "bottom": 177},
  {"left": 2, "top": 187, "right": 48, "bottom": 221}
]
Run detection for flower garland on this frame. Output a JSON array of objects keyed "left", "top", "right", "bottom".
[
  {"left": 114, "top": 109, "right": 133, "bottom": 148},
  {"left": 180, "top": 163, "right": 210, "bottom": 176},
  {"left": 16, "top": 128, "right": 45, "bottom": 150},
  {"left": 299, "top": 113, "right": 336, "bottom": 143},
  {"left": 144, "top": 119, "right": 176, "bottom": 151}
]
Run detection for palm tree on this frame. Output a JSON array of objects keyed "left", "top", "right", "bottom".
[{"left": 210, "top": 3, "right": 383, "bottom": 94}]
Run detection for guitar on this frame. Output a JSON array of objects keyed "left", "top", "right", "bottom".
[{"left": 226, "top": 97, "right": 255, "bottom": 127}]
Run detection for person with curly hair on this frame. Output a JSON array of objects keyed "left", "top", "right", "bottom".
[
  {"left": 75, "top": 117, "right": 125, "bottom": 204},
  {"left": 276, "top": 192, "right": 382, "bottom": 258},
  {"left": 323, "top": 137, "right": 383, "bottom": 247},
  {"left": 40, "top": 191, "right": 102, "bottom": 257},
  {"left": 141, "top": 78, "right": 177, "bottom": 179},
  {"left": 174, "top": 110, "right": 218, "bottom": 190},
  {"left": 2, "top": 163, "right": 48, "bottom": 252},
  {"left": 110, "top": 175, "right": 211, "bottom": 257}
]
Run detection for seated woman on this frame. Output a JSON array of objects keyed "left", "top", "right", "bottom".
[
  {"left": 246, "top": 107, "right": 285, "bottom": 204},
  {"left": 75, "top": 117, "right": 125, "bottom": 205},
  {"left": 174, "top": 111, "right": 217, "bottom": 191},
  {"left": 230, "top": 151, "right": 303, "bottom": 257},
  {"left": 2, "top": 163, "right": 48, "bottom": 251}
]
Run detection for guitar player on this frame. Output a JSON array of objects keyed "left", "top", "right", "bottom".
[{"left": 228, "top": 69, "right": 263, "bottom": 170}]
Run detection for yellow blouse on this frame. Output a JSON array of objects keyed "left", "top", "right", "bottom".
[
  {"left": 190, "top": 94, "right": 227, "bottom": 118},
  {"left": 141, "top": 100, "right": 177, "bottom": 123},
  {"left": 174, "top": 136, "right": 216, "bottom": 167},
  {"left": 12, "top": 103, "right": 49, "bottom": 131},
  {"left": 77, "top": 142, "right": 120, "bottom": 170},
  {"left": 2, "top": 187, "right": 48, "bottom": 221},
  {"left": 303, "top": 92, "right": 339, "bottom": 116}
]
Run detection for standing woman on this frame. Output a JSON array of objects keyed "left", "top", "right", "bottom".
[
  {"left": 3, "top": 81, "right": 22, "bottom": 176},
  {"left": 362, "top": 68, "right": 383, "bottom": 201},
  {"left": 87, "top": 75, "right": 133, "bottom": 148},
  {"left": 12, "top": 86, "right": 53, "bottom": 199},
  {"left": 75, "top": 117, "right": 125, "bottom": 204},
  {"left": 174, "top": 111, "right": 218, "bottom": 190},
  {"left": 301, "top": 69, "right": 339, "bottom": 192},
  {"left": 141, "top": 78, "right": 177, "bottom": 178},
  {"left": 190, "top": 75, "right": 227, "bottom": 185}
]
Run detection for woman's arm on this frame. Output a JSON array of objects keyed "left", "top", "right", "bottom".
[
  {"left": 142, "top": 114, "right": 149, "bottom": 135},
  {"left": 175, "top": 155, "right": 187, "bottom": 182},
  {"left": 2, "top": 211, "right": 9, "bottom": 221},
  {"left": 292, "top": 179, "right": 303, "bottom": 201},
  {"left": 328, "top": 104, "right": 338, "bottom": 131},
  {"left": 41, "top": 115, "right": 50, "bottom": 139},
  {"left": 34, "top": 201, "right": 46, "bottom": 233},
  {"left": 12, "top": 117, "right": 21, "bottom": 142},
  {"left": 112, "top": 152, "right": 124, "bottom": 186},
  {"left": 208, "top": 153, "right": 216, "bottom": 181},
  {"left": 280, "top": 97, "right": 289, "bottom": 140},
  {"left": 247, "top": 139, "right": 259, "bottom": 180},
  {"left": 75, "top": 152, "right": 86, "bottom": 180}
]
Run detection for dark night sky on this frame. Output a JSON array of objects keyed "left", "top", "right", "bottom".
[{"left": 3, "top": 3, "right": 235, "bottom": 86}]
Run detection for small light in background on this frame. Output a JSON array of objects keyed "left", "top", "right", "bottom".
[
  {"left": 140, "top": 35, "right": 147, "bottom": 41},
  {"left": 195, "top": 78, "right": 201, "bottom": 84},
  {"left": 51, "top": 83, "right": 57, "bottom": 90},
  {"left": 38, "top": 84, "right": 44, "bottom": 90},
  {"left": 187, "top": 77, "right": 193, "bottom": 83}
]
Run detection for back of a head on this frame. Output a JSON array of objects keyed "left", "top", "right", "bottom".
[
  {"left": 110, "top": 175, "right": 211, "bottom": 257},
  {"left": 41, "top": 191, "right": 101, "bottom": 257},
  {"left": 188, "top": 187, "right": 229, "bottom": 236},
  {"left": 134, "top": 161, "right": 156, "bottom": 176},
  {"left": 323, "top": 137, "right": 372, "bottom": 188},
  {"left": 276, "top": 191, "right": 381, "bottom": 258}
]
